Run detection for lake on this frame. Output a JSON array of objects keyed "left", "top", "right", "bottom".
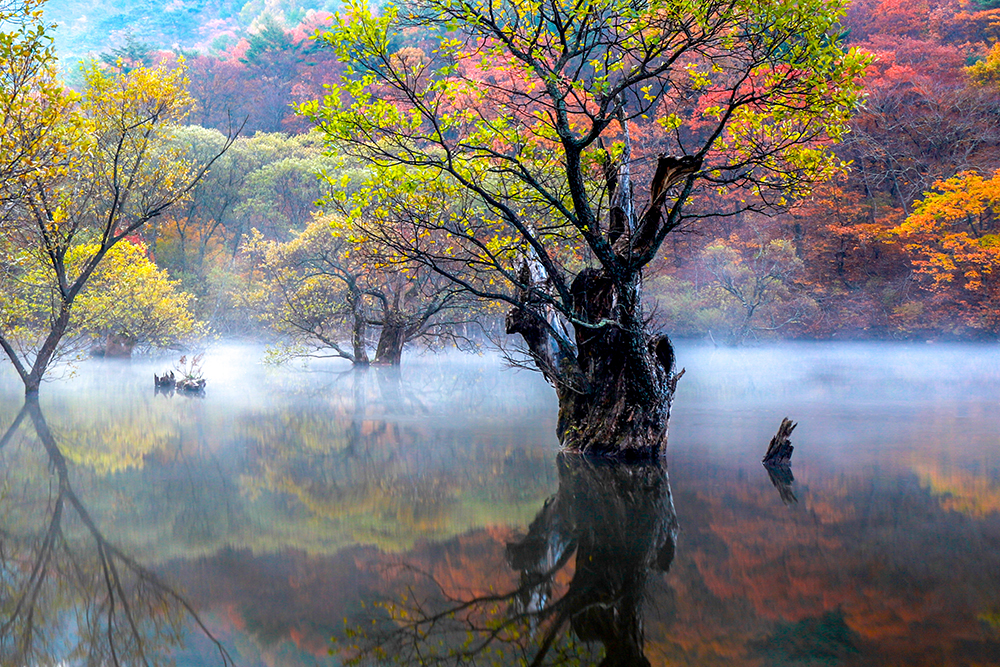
[{"left": 2, "top": 342, "right": 1000, "bottom": 666}]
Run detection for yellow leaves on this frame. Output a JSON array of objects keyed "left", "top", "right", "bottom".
[
  {"left": 701, "top": 105, "right": 722, "bottom": 120},
  {"left": 72, "top": 240, "right": 204, "bottom": 347},
  {"left": 656, "top": 113, "right": 682, "bottom": 131},
  {"left": 891, "top": 169, "right": 1000, "bottom": 305},
  {"left": 966, "top": 42, "right": 1000, "bottom": 91}
]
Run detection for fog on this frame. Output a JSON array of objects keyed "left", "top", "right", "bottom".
[{"left": 4, "top": 340, "right": 1000, "bottom": 469}]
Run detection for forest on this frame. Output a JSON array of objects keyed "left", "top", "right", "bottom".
[
  {"left": 1, "top": 0, "right": 999, "bottom": 440},
  {"left": 5, "top": 0, "right": 1000, "bottom": 360}
]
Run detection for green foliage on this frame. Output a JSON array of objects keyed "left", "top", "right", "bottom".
[
  {"left": 99, "top": 30, "right": 153, "bottom": 72},
  {"left": 152, "top": 128, "right": 342, "bottom": 333},
  {"left": 241, "top": 13, "right": 293, "bottom": 66},
  {"left": 305, "top": 0, "right": 869, "bottom": 213}
]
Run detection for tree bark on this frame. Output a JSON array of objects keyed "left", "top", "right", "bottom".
[
  {"left": 350, "top": 291, "right": 370, "bottom": 366},
  {"left": 508, "top": 266, "right": 680, "bottom": 458},
  {"left": 102, "top": 333, "right": 137, "bottom": 358},
  {"left": 561, "top": 269, "right": 679, "bottom": 458},
  {"left": 23, "top": 303, "right": 73, "bottom": 396},
  {"left": 373, "top": 320, "right": 406, "bottom": 366}
]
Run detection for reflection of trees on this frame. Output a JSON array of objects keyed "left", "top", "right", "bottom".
[
  {"left": 239, "top": 369, "right": 557, "bottom": 551},
  {"left": 344, "top": 454, "right": 677, "bottom": 666},
  {"left": 0, "top": 398, "right": 233, "bottom": 666}
]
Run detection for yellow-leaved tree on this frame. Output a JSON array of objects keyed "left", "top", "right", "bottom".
[
  {"left": 890, "top": 169, "right": 1000, "bottom": 335},
  {"left": 1, "top": 238, "right": 204, "bottom": 362},
  {"left": 0, "top": 0, "right": 73, "bottom": 199},
  {"left": 74, "top": 240, "right": 204, "bottom": 355},
  {"left": 0, "top": 50, "right": 234, "bottom": 394}
]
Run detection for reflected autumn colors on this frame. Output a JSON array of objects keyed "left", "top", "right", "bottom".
[
  {"left": 2, "top": 343, "right": 1000, "bottom": 665},
  {"left": 0, "top": 397, "right": 232, "bottom": 666},
  {"left": 343, "top": 455, "right": 677, "bottom": 667}
]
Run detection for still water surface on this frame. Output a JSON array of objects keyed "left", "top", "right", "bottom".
[{"left": 2, "top": 342, "right": 1000, "bottom": 666}]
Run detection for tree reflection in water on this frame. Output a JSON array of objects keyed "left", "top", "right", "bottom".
[
  {"left": 344, "top": 454, "right": 677, "bottom": 667},
  {"left": 0, "top": 397, "right": 233, "bottom": 666}
]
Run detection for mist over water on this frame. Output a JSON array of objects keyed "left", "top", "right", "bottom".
[{"left": 2, "top": 341, "right": 1000, "bottom": 665}]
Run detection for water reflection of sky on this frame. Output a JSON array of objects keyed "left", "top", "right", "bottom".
[{"left": 2, "top": 342, "right": 1000, "bottom": 665}]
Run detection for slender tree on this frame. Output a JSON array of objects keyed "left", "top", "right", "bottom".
[
  {"left": 0, "top": 59, "right": 236, "bottom": 394},
  {"left": 303, "top": 0, "right": 868, "bottom": 456}
]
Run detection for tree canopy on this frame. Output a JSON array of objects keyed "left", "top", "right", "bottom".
[{"left": 301, "top": 0, "right": 868, "bottom": 454}]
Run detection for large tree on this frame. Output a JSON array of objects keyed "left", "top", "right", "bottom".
[
  {"left": 0, "top": 0, "right": 70, "bottom": 203},
  {"left": 303, "top": 0, "right": 868, "bottom": 456}
]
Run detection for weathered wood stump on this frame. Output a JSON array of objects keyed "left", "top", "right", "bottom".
[
  {"left": 176, "top": 378, "right": 206, "bottom": 395},
  {"left": 762, "top": 417, "right": 796, "bottom": 465},
  {"left": 763, "top": 417, "right": 797, "bottom": 505}
]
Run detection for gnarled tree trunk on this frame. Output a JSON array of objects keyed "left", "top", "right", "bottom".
[
  {"left": 506, "top": 152, "right": 697, "bottom": 458},
  {"left": 562, "top": 271, "right": 679, "bottom": 457},
  {"left": 508, "top": 274, "right": 678, "bottom": 458}
]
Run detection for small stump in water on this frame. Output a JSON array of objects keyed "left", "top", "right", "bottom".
[
  {"left": 763, "top": 417, "right": 797, "bottom": 505},
  {"left": 176, "top": 378, "right": 206, "bottom": 396},
  {"left": 762, "top": 417, "right": 795, "bottom": 466}
]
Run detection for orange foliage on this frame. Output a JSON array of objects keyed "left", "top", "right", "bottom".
[{"left": 892, "top": 169, "right": 1000, "bottom": 334}]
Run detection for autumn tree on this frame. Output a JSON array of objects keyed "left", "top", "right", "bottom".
[
  {"left": 890, "top": 169, "right": 1000, "bottom": 335},
  {"left": 0, "top": 60, "right": 234, "bottom": 395},
  {"left": 840, "top": 37, "right": 1000, "bottom": 214},
  {"left": 76, "top": 240, "right": 204, "bottom": 356},
  {"left": 0, "top": 0, "right": 71, "bottom": 203},
  {"left": 253, "top": 213, "right": 467, "bottom": 366},
  {"left": 778, "top": 179, "right": 909, "bottom": 336},
  {"left": 698, "top": 236, "right": 814, "bottom": 344},
  {"left": 303, "top": 0, "right": 868, "bottom": 456},
  {"left": 0, "top": 238, "right": 203, "bottom": 362}
]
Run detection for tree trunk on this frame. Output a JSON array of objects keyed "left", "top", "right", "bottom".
[
  {"left": 373, "top": 320, "right": 406, "bottom": 366},
  {"left": 24, "top": 304, "right": 73, "bottom": 396},
  {"left": 350, "top": 291, "right": 370, "bottom": 366},
  {"left": 506, "top": 153, "right": 698, "bottom": 458},
  {"left": 508, "top": 267, "right": 680, "bottom": 458},
  {"left": 102, "top": 333, "right": 137, "bottom": 358},
  {"left": 564, "top": 269, "right": 678, "bottom": 457}
]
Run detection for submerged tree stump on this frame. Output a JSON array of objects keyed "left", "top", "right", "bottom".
[
  {"left": 763, "top": 417, "right": 797, "bottom": 505},
  {"left": 762, "top": 417, "right": 796, "bottom": 465},
  {"left": 176, "top": 378, "right": 206, "bottom": 395}
]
